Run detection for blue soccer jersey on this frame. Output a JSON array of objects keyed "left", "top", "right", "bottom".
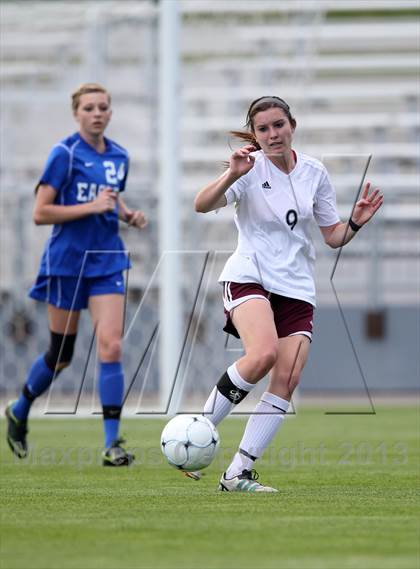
[{"left": 36, "top": 132, "right": 131, "bottom": 278}]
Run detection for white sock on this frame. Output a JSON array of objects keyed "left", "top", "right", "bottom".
[
  {"left": 225, "top": 392, "right": 289, "bottom": 478},
  {"left": 203, "top": 362, "right": 255, "bottom": 426},
  {"left": 226, "top": 362, "right": 255, "bottom": 392},
  {"left": 203, "top": 386, "right": 232, "bottom": 427}
]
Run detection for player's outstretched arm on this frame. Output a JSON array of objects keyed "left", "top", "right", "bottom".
[
  {"left": 194, "top": 144, "right": 256, "bottom": 213},
  {"left": 33, "top": 185, "right": 117, "bottom": 225},
  {"left": 320, "top": 182, "right": 384, "bottom": 249}
]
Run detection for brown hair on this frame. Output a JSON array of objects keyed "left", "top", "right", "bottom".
[
  {"left": 230, "top": 96, "right": 296, "bottom": 150},
  {"left": 71, "top": 83, "right": 111, "bottom": 112}
]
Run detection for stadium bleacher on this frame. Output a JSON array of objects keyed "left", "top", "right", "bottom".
[
  {"left": 0, "top": 0, "right": 419, "bottom": 396},
  {"left": 0, "top": 0, "right": 418, "bottom": 286}
]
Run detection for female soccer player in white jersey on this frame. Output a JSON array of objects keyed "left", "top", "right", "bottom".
[
  {"left": 5, "top": 83, "right": 147, "bottom": 466},
  {"left": 194, "top": 96, "right": 383, "bottom": 492}
]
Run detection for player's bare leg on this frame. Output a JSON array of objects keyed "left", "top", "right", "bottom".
[
  {"left": 48, "top": 305, "right": 80, "bottom": 335},
  {"left": 203, "top": 299, "right": 278, "bottom": 426},
  {"left": 221, "top": 334, "right": 310, "bottom": 491},
  {"left": 182, "top": 299, "right": 278, "bottom": 482},
  {"left": 231, "top": 298, "right": 279, "bottom": 382},
  {"left": 200, "top": 299, "right": 281, "bottom": 491},
  {"left": 268, "top": 335, "right": 311, "bottom": 400}
]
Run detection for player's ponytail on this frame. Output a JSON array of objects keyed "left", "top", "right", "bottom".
[
  {"left": 222, "top": 130, "right": 260, "bottom": 169},
  {"left": 229, "top": 130, "right": 261, "bottom": 150}
]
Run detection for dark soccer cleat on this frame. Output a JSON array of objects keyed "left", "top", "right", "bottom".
[
  {"left": 5, "top": 401, "right": 28, "bottom": 459},
  {"left": 102, "top": 438, "right": 135, "bottom": 467},
  {"left": 218, "top": 469, "right": 278, "bottom": 493}
]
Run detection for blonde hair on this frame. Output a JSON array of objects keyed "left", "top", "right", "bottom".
[{"left": 71, "top": 83, "right": 111, "bottom": 112}]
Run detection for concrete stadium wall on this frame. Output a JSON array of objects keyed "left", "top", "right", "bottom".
[{"left": 303, "top": 306, "right": 420, "bottom": 393}]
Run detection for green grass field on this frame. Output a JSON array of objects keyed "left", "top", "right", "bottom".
[{"left": 1, "top": 406, "right": 419, "bottom": 569}]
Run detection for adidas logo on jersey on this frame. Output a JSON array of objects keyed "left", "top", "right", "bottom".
[{"left": 262, "top": 181, "right": 271, "bottom": 189}]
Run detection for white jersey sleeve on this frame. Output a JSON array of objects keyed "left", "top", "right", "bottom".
[
  {"left": 313, "top": 169, "right": 341, "bottom": 227},
  {"left": 225, "top": 172, "right": 250, "bottom": 205}
]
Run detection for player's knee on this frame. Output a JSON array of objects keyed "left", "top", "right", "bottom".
[
  {"left": 260, "top": 347, "right": 278, "bottom": 372},
  {"left": 247, "top": 346, "right": 278, "bottom": 378},
  {"left": 44, "top": 331, "right": 77, "bottom": 373},
  {"left": 99, "top": 337, "right": 122, "bottom": 361}
]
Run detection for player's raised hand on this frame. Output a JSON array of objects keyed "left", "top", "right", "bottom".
[
  {"left": 352, "top": 182, "right": 384, "bottom": 226},
  {"left": 229, "top": 145, "right": 257, "bottom": 177},
  {"left": 125, "top": 210, "right": 148, "bottom": 229},
  {"left": 92, "top": 188, "right": 118, "bottom": 214}
]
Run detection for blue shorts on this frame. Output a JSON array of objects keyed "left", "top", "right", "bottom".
[{"left": 29, "top": 272, "right": 126, "bottom": 311}]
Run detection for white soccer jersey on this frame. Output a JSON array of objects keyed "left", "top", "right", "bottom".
[{"left": 218, "top": 150, "right": 341, "bottom": 306}]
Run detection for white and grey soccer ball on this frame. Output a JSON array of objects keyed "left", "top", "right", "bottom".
[{"left": 161, "top": 415, "right": 220, "bottom": 472}]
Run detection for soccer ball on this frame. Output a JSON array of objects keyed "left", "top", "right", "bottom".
[{"left": 161, "top": 415, "right": 220, "bottom": 472}]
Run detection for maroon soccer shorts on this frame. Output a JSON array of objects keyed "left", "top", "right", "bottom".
[{"left": 222, "top": 281, "right": 314, "bottom": 340}]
